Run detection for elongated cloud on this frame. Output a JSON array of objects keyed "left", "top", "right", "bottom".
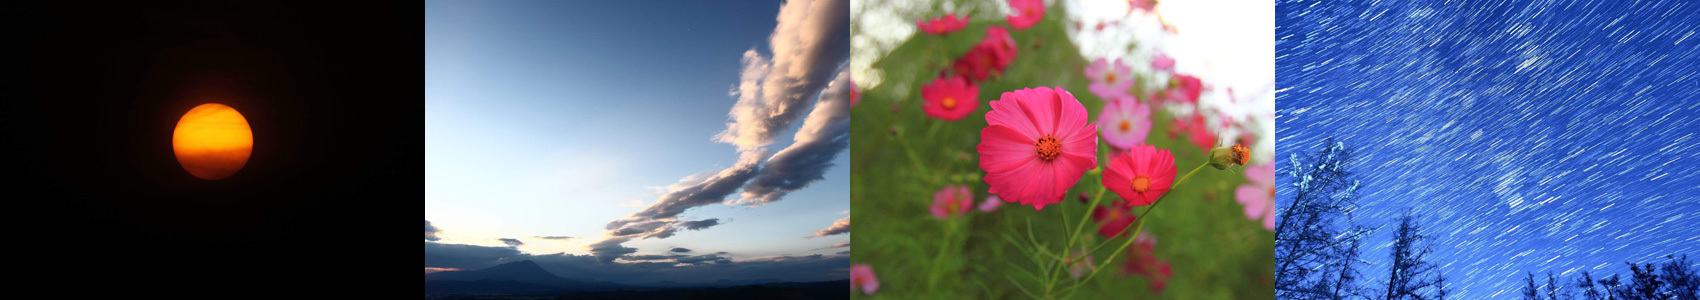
[
  {"left": 533, "top": 236, "right": 575, "bottom": 241},
  {"left": 739, "top": 69, "right": 852, "bottom": 204},
  {"left": 716, "top": 0, "right": 851, "bottom": 151},
  {"left": 499, "top": 238, "right": 524, "bottom": 247},
  {"left": 678, "top": 219, "right": 722, "bottom": 230},
  {"left": 589, "top": 0, "right": 849, "bottom": 263},
  {"left": 809, "top": 216, "right": 850, "bottom": 237}
]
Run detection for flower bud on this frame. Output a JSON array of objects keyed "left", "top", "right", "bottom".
[{"left": 1209, "top": 144, "right": 1251, "bottom": 170}]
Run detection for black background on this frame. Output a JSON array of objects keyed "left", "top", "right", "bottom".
[{"left": 6, "top": 2, "right": 419, "bottom": 295}]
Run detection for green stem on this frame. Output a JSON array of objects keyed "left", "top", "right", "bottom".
[
  {"left": 927, "top": 219, "right": 957, "bottom": 288},
  {"left": 894, "top": 130, "right": 931, "bottom": 180},
  {"left": 1063, "top": 162, "right": 1211, "bottom": 292},
  {"left": 1043, "top": 170, "right": 1108, "bottom": 298}
]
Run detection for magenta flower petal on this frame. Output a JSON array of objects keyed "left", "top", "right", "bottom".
[{"left": 978, "top": 87, "right": 1097, "bottom": 210}]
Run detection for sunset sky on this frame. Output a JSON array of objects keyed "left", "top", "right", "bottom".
[{"left": 425, "top": 0, "right": 850, "bottom": 283}]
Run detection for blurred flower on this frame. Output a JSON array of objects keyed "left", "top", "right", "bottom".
[
  {"left": 849, "top": 80, "right": 861, "bottom": 107},
  {"left": 1165, "top": 74, "right": 1204, "bottom": 104},
  {"left": 1129, "top": 0, "right": 1157, "bottom": 14},
  {"left": 1208, "top": 144, "right": 1250, "bottom": 170},
  {"left": 978, "top": 195, "right": 1003, "bottom": 212},
  {"left": 1091, "top": 204, "right": 1137, "bottom": 238},
  {"left": 1235, "top": 162, "right": 1276, "bottom": 231},
  {"left": 931, "top": 185, "right": 974, "bottom": 219},
  {"left": 1151, "top": 52, "right": 1175, "bottom": 71},
  {"left": 1086, "top": 58, "right": 1136, "bottom": 100},
  {"left": 917, "top": 14, "right": 969, "bottom": 35},
  {"left": 921, "top": 75, "right": 980, "bottom": 121},
  {"left": 1096, "top": 95, "right": 1151, "bottom": 150},
  {"left": 1067, "top": 247, "right": 1097, "bottom": 278},
  {"left": 851, "top": 264, "right": 880, "bottom": 295},
  {"left": 1170, "top": 113, "right": 1216, "bottom": 153},
  {"left": 1121, "top": 233, "right": 1173, "bottom": 292},
  {"left": 1006, "top": 0, "right": 1045, "bottom": 30},
  {"left": 1102, "top": 144, "right": 1176, "bottom": 207},
  {"left": 952, "top": 26, "right": 1018, "bottom": 82},
  {"left": 977, "top": 87, "right": 1098, "bottom": 211}
]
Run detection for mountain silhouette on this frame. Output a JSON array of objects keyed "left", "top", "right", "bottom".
[{"left": 425, "top": 260, "right": 630, "bottom": 293}]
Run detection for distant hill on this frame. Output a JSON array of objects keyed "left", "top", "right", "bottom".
[
  {"left": 424, "top": 260, "right": 630, "bottom": 294},
  {"left": 425, "top": 260, "right": 847, "bottom": 297},
  {"left": 528, "top": 280, "right": 850, "bottom": 300}
]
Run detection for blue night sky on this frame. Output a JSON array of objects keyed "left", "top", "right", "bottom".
[
  {"left": 1277, "top": 0, "right": 1699, "bottom": 299},
  {"left": 425, "top": 0, "right": 850, "bottom": 283}
]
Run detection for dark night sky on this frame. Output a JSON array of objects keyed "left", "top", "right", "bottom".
[
  {"left": 1277, "top": 0, "right": 1698, "bottom": 299},
  {"left": 5, "top": 2, "right": 420, "bottom": 295}
]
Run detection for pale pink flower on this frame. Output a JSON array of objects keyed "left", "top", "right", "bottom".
[
  {"left": 1236, "top": 163, "right": 1277, "bottom": 231},
  {"left": 1086, "top": 58, "right": 1136, "bottom": 101},
  {"left": 1096, "top": 96, "right": 1151, "bottom": 150}
]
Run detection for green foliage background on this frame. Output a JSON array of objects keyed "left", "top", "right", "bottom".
[{"left": 849, "top": 2, "right": 1274, "bottom": 299}]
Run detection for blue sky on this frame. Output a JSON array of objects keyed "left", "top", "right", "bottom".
[
  {"left": 1278, "top": 0, "right": 1699, "bottom": 298},
  {"left": 425, "top": 0, "right": 850, "bottom": 282}
]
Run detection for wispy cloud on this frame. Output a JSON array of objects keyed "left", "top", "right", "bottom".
[
  {"left": 739, "top": 69, "right": 852, "bottom": 205},
  {"left": 588, "top": 0, "right": 850, "bottom": 263},
  {"left": 533, "top": 236, "right": 575, "bottom": 241},
  {"left": 498, "top": 238, "right": 524, "bottom": 247}
]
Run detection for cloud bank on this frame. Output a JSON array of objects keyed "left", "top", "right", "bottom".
[{"left": 425, "top": 241, "right": 848, "bottom": 284}]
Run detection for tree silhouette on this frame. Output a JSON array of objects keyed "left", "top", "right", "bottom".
[
  {"left": 1435, "top": 272, "right": 1449, "bottom": 300},
  {"left": 1599, "top": 274, "right": 1623, "bottom": 300},
  {"left": 1577, "top": 271, "right": 1602, "bottom": 300},
  {"left": 1383, "top": 212, "right": 1441, "bottom": 300},
  {"left": 1525, "top": 271, "right": 1543, "bottom": 300},
  {"left": 1275, "top": 137, "right": 1374, "bottom": 300},
  {"left": 1626, "top": 261, "right": 1665, "bottom": 300},
  {"left": 1660, "top": 255, "right": 1699, "bottom": 300},
  {"left": 1548, "top": 271, "right": 1567, "bottom": 300}
]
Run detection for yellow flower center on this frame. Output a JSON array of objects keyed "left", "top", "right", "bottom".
[
  {"left": 1118, "top": 120, "right": 1131, "bottom": 132},
  {"left": 1035, "top": 135, "right": 1062, "bottom": 161},
  {"left": 1106, "top": 73, "right": 1117, "bottom": 83},
  {"left": 942, "top": 96, "right": 957, "bottom": 109},
  {"left": 1131, "top": 176, "right": 1151, "bottom": 193}
]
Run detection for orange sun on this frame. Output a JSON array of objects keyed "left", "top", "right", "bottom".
[{"left": 173, "top": 103, "right": 253, "bottom": 180}]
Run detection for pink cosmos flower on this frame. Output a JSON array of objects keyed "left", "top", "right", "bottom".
[
  {"left": 921, "top": 75, "right": 980, "bottom": 121},
  {"left": 953, "top": 26, "right": 1018, "bottom": 82},
  {"left": 1166, "top": 74, "right": 1204, "bottom": 104},
  {"left": 917, "top": 14, "right": 969, "bottom": 35},
  {"left": 1085, "top": 58, "right": 1135, "bottom": 101},
  {"left": 1151, "top": 53, "right": 1175, "bottom": 71},
  {"left": 1006, "top": 0, "right": 1045, "bottom": 30},
  {"left": 930, "top": 185, "right": 974, "bottom": 219},
  {"left": 1168, "top": 114, "right": 1217, "bottom": 153},
  {"left": 850, "top": 264, "right": 879, "bottom": 295},
  {"left": 1102, "top": 144, "right": 1176, "bottom": 207},
  {"left": 978, "top": 195, "right": 1003, "bottom": 212},
  {"left": 1091, "top": 205, "right": 1137, "bottom": 238},
  {"left": 1236, "top": 163, "right": 1276, "bottom": 231},
  {"left": 1122, "top": 233, "right": 1173, "bottom": 292},
  {"left": 1096, "top": 96, "right": 1152, "bottom": 150},
  {"left": 977, "top": 87, "right": 1098, "bottom": 210}
]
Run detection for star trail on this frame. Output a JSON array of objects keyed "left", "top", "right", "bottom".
[{"left": 1276, "top": 0, "right": 1700, "bottom": 299}]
